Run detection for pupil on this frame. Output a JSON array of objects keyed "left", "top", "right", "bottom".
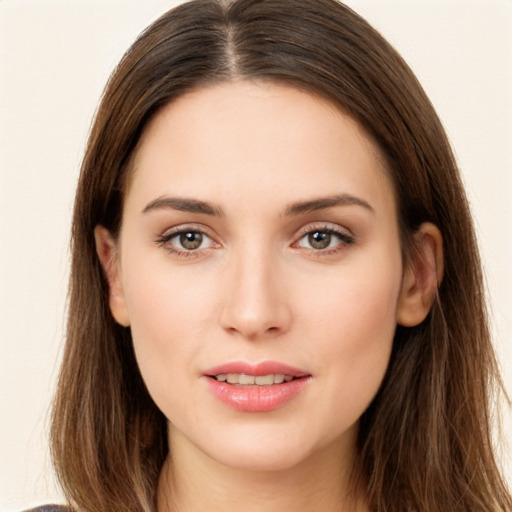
[
  {"left": 309, "top": 231, "right": 331, "bottom": 249},
  {"left": 180, "top": 232, "right": 202, "bottom": 250}
]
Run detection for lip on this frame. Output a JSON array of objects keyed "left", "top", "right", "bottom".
[
  {"left": 204, "top": 361, "right": 309, "bottom": 378},
  {"left": 203, "top": 361, "right": 311, "bottom": 413}
]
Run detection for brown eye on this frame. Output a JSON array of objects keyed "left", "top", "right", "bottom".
[
  {"left": 296, "top": 227, "right": 355, "bottom": 252},
  {"left": 308, "top": 231, "right": 332, "bottom": 249},
  {"left": 157, "top": 227, "right": 216, "bottom": 256},
  {"left": 179, "top": 231, "right": 203, "bottom": 250}
]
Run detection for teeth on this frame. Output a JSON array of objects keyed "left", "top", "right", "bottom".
[
  {"left": 255, "top": 374, "right": 273, "bottom": 385},
  {"left": 215, "top": 373, "right": 293, "bottom": 385},
  {"left": 273, "top": 374, "right": 285, "bottom": 384},
  {"left": 239, "top": 374, "right": 255, "bottom": 385}
]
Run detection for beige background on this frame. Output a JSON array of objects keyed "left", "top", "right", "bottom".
[{"left": 1, "top": 0, "right": 510, "bottom": 509}]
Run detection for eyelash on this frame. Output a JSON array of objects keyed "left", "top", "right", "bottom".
[
  {"left": 294, "top": 224, "right": 355, "bottom": 255},
  {"left": 155, "top": 224, "right": 355, "bottom": 259},
  {"left": 155, "top": 226, "right": 216, "bottom": 259}
]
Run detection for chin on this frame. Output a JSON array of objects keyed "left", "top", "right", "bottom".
[
  {"left": 207, "top": 439, "right": 313, "bottom": 473},
  {"left": 192, "top": 420, "right": 349, "bottom": 473}
]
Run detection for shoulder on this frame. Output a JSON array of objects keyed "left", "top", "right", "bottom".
[{"left": 23, "top": 506, "right": 72, "bottom": 512}]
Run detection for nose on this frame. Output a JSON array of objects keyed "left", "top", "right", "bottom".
[{"left": 219, "top": 245, "right": 292, "bottom": 340}]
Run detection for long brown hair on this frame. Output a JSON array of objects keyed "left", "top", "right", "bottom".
[{"left": 51, "top": 0, "right": 511, "bottom": 510}]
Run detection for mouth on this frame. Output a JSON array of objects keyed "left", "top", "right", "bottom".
[
  {"left": 204, "top": 361, "right": 309, "bottom": 384},
  {"left": 203, "top": 361, "right": 311, "bottom": 412},
  {"left": 210, "top": 373, "right": 296, "bottom": 385}
]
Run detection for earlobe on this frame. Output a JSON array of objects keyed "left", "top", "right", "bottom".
[
  {"left": 396, "top": 222, "right": 444, "bottom": 327},
  {"left": 94, "top": 225, "right": 131, "bottom": 327}
]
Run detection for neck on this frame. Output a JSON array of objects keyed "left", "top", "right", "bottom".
[{"left": 157, "top": 428, "right": 368, "bottom": 512}]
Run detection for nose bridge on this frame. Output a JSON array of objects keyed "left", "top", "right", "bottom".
[{"left": 220, "top": 238, "right": 290, "bottom": 339}]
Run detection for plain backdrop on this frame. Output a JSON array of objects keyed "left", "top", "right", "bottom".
[{"left": 1, "top": 0, "right": 511, "bottom": 509}]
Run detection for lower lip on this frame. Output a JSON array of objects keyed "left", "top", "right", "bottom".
[{"left": 205, "top": 377, "right": 310, "bottom": 412}]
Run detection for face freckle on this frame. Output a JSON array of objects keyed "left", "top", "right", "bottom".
[{"left": 112, "top": 81, "right": 404, "bottom": 474}]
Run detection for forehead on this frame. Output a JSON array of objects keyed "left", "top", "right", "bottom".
[{"left": 126, "top": 81, "right": 395, "bottom": 217}]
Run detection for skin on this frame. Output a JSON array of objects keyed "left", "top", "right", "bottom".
[{"left": 95, "top": 81, "right": 442, "bottom": 512}]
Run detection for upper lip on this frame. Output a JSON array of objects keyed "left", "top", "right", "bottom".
[{"left": 204, "top": 361, "right": 310, "bottom": 378}]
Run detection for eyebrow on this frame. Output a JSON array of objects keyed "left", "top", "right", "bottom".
[
  {"left": 284, "top": 194, "right": 374, "bottom": 216},
  {"left": 142, "top": 196, "right": 224, "bottom": 216},
  {"left": 141, "top": 193, "right": 374, "bottom": 217}
]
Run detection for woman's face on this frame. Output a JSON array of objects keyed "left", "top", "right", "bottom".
[{"left": 105, "top": 81, "right": 407, "bottom": 472}]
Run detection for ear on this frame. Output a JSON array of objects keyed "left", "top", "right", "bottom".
[
  {"left": 94, "top": 225, "right": 130, "bottom": 327},
  {"left": 396, "top": 222, "right": 444, "bottom": 327}
]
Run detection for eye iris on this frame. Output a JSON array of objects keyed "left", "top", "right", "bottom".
[
  {"left": 308, "top": 231, "right": 331, "bottom": 249},
  {"left": 180, "top": 232, "right": 203, "bottom": 250}
]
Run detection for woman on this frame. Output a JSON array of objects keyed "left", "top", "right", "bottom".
[{"left": 29, "top": 0, "right": 511, "bottom": 510}]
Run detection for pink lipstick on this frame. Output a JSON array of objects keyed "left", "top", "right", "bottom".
[{"left": 203, "top": 361, "right": 311, "bottom": 412}]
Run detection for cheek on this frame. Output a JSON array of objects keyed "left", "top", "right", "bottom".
[
  {"left": 120, "top": 258, "right": 218, "bottom": 413},
  {"left": 300, "top": 259, "right": 401, "bottom": 412},
  {"left": 123, "top": 248, "right": 217, "bottom": 340}
]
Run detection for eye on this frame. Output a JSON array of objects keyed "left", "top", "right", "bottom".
[
  {"left": 296, "top": 227, "right": 354, "bottom": 252},
  {"left": 156, "top": 227, "right": 216, "bottom": 256},
  {"left": 304, "top": 231, "right": 335, "bottom": 250},
  {"left": 176, "top": 231, "right": 207, "bottom": 250}
]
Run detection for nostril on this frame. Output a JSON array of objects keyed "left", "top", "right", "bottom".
[{"left": 218, "top": 280, "right": 292, "bottom": 339}]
